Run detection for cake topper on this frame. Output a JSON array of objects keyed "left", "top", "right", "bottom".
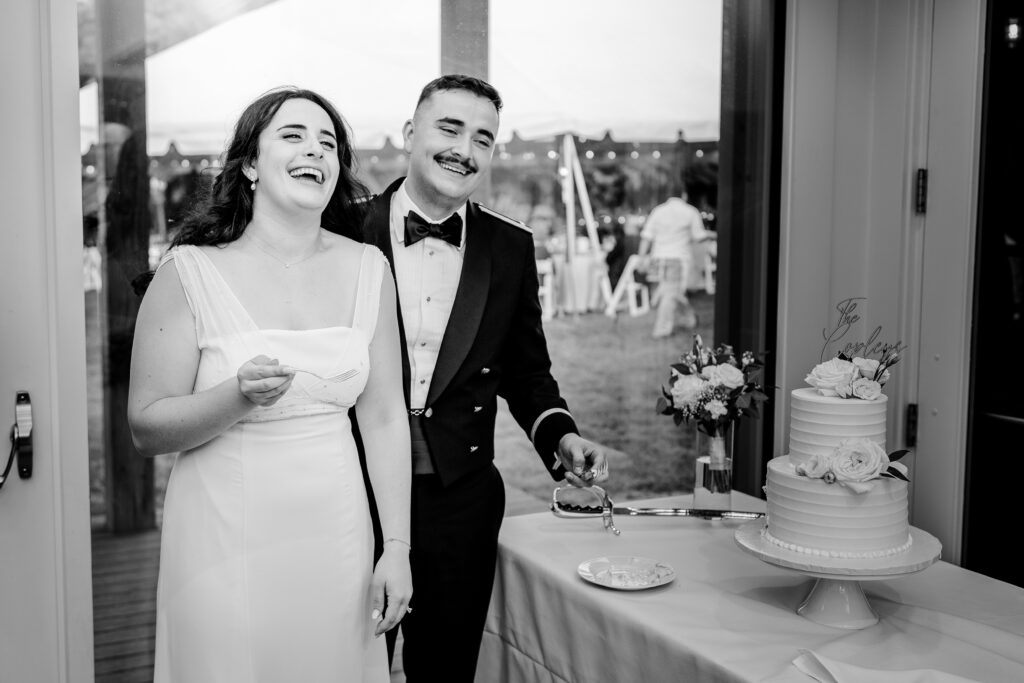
[{"left": 820, "top": 297, "right": 907, "bottom": 362}]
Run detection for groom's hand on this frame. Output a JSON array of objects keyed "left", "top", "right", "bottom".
[{"left": 556, "top": 434, "right": 610, "bottom": 487}]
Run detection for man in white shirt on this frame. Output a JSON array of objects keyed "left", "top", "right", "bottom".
[
  {"left": 359, "top": 75, "right": 611, "bottom": 682},
  {"left": 638, "top": 190, "right": 710, "bottom": 338}
]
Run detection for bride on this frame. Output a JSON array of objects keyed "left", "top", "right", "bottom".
[{"left": 128, "top": 87, "right": 411, "bottom": 682}]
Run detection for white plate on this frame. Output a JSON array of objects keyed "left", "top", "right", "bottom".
[{"left": 577, "top": 556, "right": 676, "bottom": 591}]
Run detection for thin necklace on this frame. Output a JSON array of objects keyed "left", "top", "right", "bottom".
[{"left": 247, "top": 231, "right": 322, "bottom": 269}]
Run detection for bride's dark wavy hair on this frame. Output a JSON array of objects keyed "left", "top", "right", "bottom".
[{"left": 171, "top": 87, "right": 369, "bottom": 248}]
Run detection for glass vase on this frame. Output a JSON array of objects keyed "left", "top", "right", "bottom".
[{"left": 693, "top": 424, "right": 734, "bottom": 510}]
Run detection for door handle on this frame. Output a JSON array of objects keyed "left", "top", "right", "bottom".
[
  {"left": 2, "top": 391, "right": 32, "bottom": 490},
  {"left": 14, "top": 391, "right": 32, "bottom": 479}
]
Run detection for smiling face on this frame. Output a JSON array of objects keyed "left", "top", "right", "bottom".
[
  {"left": 247, "top": 97, "right": 341, "bottom": 221},
  {"left": 402, "top": 88, "right": 499, "bottom": 218}
]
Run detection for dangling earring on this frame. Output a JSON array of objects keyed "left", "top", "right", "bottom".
[{"left": 250, "top": 179, "right": 256, "bottom": 191}]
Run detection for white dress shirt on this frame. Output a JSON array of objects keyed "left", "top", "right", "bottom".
[{"left": 389, "top": 182, "right": 467, "bottom": 410}]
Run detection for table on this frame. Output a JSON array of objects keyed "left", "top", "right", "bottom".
[
  {"left": 553, "top": 255, "right": 606, "bottom": 314},
  {"left": 476, "top": 493, "right": 1024, "bottom": 682}
]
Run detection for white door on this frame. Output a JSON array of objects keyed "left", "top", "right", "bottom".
[
  {"left": 0, "top": 0, "right": 95, "bottom": 680},
  {"left": 911, "top": 0, "right": 985, "bottom": 565}
]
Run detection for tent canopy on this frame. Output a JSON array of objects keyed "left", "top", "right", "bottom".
[{"left": 81, "top": 0, "right": 722, "bottom": 155}]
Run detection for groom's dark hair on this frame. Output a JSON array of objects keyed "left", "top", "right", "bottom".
[{"left": 415, "top": 74, "right": 503, "bottom": 114}]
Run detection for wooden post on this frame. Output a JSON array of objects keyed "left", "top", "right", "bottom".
[
  {"left": 441, "top": 0, "right": 488, "bottom": 78},
  {"left": 716, "top": 0, "right": 783, "bottom": 498},
  {"left": 97, "top": 0, "right": 154, "bottom": 532},
  {"left": 561, "top": 135, "right": 578, "bottom": 314},
  {"left": 440, "top": 0, "right": 492, "bottom": 204}
]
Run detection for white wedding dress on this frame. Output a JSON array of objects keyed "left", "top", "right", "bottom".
[{"left": 153, "top": 244, "right": 390, "bottom": 683}]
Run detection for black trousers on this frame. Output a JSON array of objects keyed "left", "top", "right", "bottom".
[{"left": 389, "top": 464, "right": 506, "bottom": 682}]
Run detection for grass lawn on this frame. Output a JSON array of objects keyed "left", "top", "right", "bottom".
[{"left": 494, "top": 291, "right": 715, "bottom": 503}]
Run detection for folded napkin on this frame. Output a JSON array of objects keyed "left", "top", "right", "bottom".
[{"left": 793, "top": 650, "right": 981, "bottom": 683}]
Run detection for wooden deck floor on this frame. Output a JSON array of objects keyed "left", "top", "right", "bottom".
[
  {"left": 91, "top": 531, "right": 160, "bottom": 683},
  {"left": 90, "top": 488, "right": 543, "bottom": 681}
]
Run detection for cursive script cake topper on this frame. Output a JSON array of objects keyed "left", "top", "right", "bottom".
[{"left": 820, "top": 297, "right": 907, "bottom": 362}]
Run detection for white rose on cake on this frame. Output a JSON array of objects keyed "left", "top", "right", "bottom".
[
  {"left": 851, "top": 377, "right": 882, "bottom": 400},
  {"left": 795, "top": 453, "right": 832, "bottom": 479},
  {"left": 830, "top": 438, "right": 889, "bottom": 493},
  {"left": 834, "top": 381, "right": 853, "bottom": 399},
  {"left": 670, "top": 373, "right": 709, "bottom": 408},
  {"left": 805, "top": 358, "right": 858, "bottom": 397},
  {"left": 701, "top": 363, "right": 745, "bottom": 389},
  {"left": 853, "top": 357, "right": 891, "bottom": 384}
]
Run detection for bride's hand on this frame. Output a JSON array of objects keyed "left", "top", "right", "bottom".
[
  {"left": 236, "top": 355, "right": 295, "bottom": 406},
  {"left": 370, "top": 543, "right": 413, "bottom": 636}
]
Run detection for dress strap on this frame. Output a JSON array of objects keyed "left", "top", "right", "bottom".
[
  {"left": 160, "top": 245, "right": 256, "bottom": 347},
  {"left": 350, "top": 245, "right": 389, "bottom": 340}
]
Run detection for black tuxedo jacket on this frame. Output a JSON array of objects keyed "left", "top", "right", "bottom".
[{"left": 361, "top": 178, "right": 578, "bottom": 486}]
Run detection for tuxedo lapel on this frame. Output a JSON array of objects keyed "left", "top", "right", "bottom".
[
  {"left": 364, "top": 179, "right": 401, "bottom": 264},
  {"left": 365, "top": 179, "right": 411, "bottom": 405},
  {"left": 427, "top": 202, "right": 491, "bottom": 405}
]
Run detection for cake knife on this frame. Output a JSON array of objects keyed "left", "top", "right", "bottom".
[{"left": 551, "top": 485, "right": 764, "bottom": 535}]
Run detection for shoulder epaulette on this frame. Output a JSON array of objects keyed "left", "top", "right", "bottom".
[{"left": 478, "top": 205, "right": 533, "bottom": 234}]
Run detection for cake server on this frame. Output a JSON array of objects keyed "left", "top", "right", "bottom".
[{"left": 551, "top": 485, "right": 764, "bottom": 535}]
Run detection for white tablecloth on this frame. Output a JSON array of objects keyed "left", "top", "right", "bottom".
[
  {"left": 554, "top": 255, "right": 605, "bottom": 314},
  {"left": 476, "top": 493, "right": 1024, "bottom": 683}
]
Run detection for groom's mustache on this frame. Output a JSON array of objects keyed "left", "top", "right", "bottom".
[{"left": 435, "top": 154, "right": 476, "bottom": 174}]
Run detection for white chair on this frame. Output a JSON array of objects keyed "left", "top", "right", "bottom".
[
  {"left": 627, "top": 274, "right": 650, "bottom": 315},
  {"left": 603, "top": 255, "right": 651, "bottom": 317},
  {"left": 703, "top": 241, "right": 717, "bottom": 295}
]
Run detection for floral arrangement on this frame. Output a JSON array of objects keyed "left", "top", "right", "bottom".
[
  {"left": 656, "top": 335, "right": 769, "bottom": 437},
  {"left": 795, "top": 438, "right": 909, "bottom": 493},
  {"left": 805, "top": 348, "right": 900, "bottom": 400}
]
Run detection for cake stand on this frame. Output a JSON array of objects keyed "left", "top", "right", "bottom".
[{"left": 735, "top": 522, "right": 941, "bottom": 629}]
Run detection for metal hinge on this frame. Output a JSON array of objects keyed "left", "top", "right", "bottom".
[
  {"left": 914, "top": 169, "right": 928, "bottom": 214},
  {"left": 905, "top": 403, "right": 918, "bottom": 448}
]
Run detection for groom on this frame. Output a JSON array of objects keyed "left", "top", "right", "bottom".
[{"left": 360, "top": 75, "right": 611, "bottom": 681}]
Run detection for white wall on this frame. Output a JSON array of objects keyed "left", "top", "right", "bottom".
[
  {"left": 0, "top": 0, "right": 94, "bottom": 680},
  {"left": 777, "top": 0, "right": 984, "bottom": 561}
]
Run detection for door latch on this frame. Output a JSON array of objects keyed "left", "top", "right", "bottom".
[
  {"left": 14, "top": 391, "right": 32, "bottom": 479},
  {"left": 2, "top": 391, "right": 32, "bottom": 490}
]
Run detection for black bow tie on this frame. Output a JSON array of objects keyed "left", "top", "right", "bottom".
[{"left": 404, "top": 211, "right": 463, "bottom": 248}]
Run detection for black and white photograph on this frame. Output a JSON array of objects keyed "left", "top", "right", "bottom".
[{"left": 2, "top": 0, "right": 1022, "bottom": 681}]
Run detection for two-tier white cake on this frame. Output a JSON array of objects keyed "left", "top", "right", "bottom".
[{"left": 763, "top": 387, "right": 911, "bottom": 558}]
